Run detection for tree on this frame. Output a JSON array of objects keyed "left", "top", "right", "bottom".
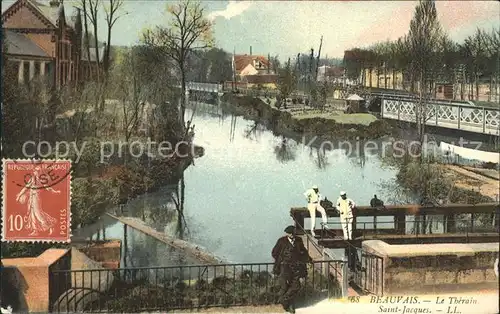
[
  {"left": 142, "top": 0, "right": 213, "bottom": 135},
  {"left": 103, "top": 0, "right": 125, "bottom": 75},
  {"left": 406, "top": 0, "right": 444, "bottom": 145},
  {"left": 277, "top": 58, "right": 296, "bottom": 103},
  {"left": 483, "top": 29, "right": 500, "bottom": 102},
  {"left": 78, "top": 0, "right": 93, "bottom": 80},
  {"left": 86, "top": 0, "right": 102, "bottom": 82},
  {"left": 205, "top": 48, "right": 232, "bottom": 82},
  {"left": 269, "top": 55, "right": 281, "bottom": 74}
]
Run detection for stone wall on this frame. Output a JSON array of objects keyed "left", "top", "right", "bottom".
[
  {"left": 78, "top": 239, "right": 121, "bottom": 269},
  {"left": 361, "top": 240, "right": 499, "bottom": 295},
  {"left": 1, "top": 249, "right": 71, "bottom": 312}
]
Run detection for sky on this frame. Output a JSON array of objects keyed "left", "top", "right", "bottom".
[{"left": 2, "top": 0, "right": 499, "bottom": 60}]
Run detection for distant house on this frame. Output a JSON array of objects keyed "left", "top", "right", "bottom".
[
  {"left": 317, "top": 65, "right": 346, "bottom": 83},
  {"left": 2, "top": 0, "right": 106, "bottom": 89},
  {"left": 243, "top": 74, "right": 278, "bottom": 89},
  {"left": 231, "top": 54, "right": 277, "bottom": 89}
]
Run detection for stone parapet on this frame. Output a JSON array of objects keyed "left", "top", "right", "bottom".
[
  {"left": 361, "top": 241, "right": 499, "bottom": 295},
  {"left": 1, "top": 249, "right": 71, "bottom": 312}
]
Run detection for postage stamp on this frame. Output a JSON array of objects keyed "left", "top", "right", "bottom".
[{"left": 1, "top": 159, "right": 72, "bottom": 243}]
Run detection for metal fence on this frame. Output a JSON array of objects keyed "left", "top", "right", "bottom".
[
  {"left": 347, "top": 244, "right": 384, "bottom": 296},
  {"left": 50, "top": 260, "right": 345, "bottom": 313}
]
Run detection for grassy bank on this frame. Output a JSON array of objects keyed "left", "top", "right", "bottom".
[{"left": 221, "top": 94, "right": 391, "bottom": 140}]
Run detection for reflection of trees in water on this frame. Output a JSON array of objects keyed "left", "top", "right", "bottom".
[
  {"left": 309, "top": 146, "right": 329, "bottom": 169},
  {"left": 125, "top": 227, "right": 159, "bottom": 267},
  {"left": 243, "top": 121, "right": 265, "bottom": 141},
  {"left": 347, "top": 140, "right": 366, "bottom": 179},
  {"left": 229, "top": 115, "right": 237, "bottom": 142},
  {"left": 171, "top": 174, "right": 189, "bottom": 240},
  {"left": 186, "top": 101, "right": 224, "bottom": 123},
  {"left": 274, "top": 137, "right": 296, "bottom": 163}
]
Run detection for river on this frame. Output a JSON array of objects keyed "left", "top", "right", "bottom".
[{"left": 76, "top": 101, "right": 405, "bottom": 266}]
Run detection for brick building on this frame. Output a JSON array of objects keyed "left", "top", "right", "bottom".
[{"left": 2, "top": 0, "right": 104, "bottom": 89}]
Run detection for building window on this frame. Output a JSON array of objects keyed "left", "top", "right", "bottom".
[
  {"left": 438, "top": 86, "right": 443, "bottom": 93},
  {"left": 35, "top": 62, "right": 41, "bottom": 76},
  {"left": 23, "top": 61, "right": 30, "bottom": 83}
]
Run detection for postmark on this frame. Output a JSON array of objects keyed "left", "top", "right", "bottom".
[{"left": 1, "top": 159, "right": 72, "bottom": 243}]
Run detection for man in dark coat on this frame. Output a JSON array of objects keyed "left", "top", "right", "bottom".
[
  {"left": 272, "top": 225, "right": 312, "bottom": 313},
  {"left": 370, "top": 194, "right": 386, "bottom": 209}
]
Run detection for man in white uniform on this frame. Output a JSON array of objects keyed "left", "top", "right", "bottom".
[
  {"left": 303, "top": 185, "right": 328, "bottom": 237},
  {"left": 336, "top": 191, "right": 356, "bottom": 240}
]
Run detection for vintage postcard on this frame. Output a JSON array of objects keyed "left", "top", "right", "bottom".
[{"left": 0, "top": 0, "right": 498, "bottom": 313}]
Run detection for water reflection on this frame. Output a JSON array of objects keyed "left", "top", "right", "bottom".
[
  {"left": 243, "top": 121, "right": 265, "bottom": 141},
  {"left": 274, "top": 137, "right": 296, "bottom": 163},
  {"left": 75, "top": 100, "right": 497, "bottom": 267},
  {"left": 185, "top": 106, "right": 398, "bottom": 263},
  {"left": 229, "top": 115, "right": 237, "bottom": 142},
  {"left": 73, "top": 214, "right": 200, "bottom": 267},
  {"left": 309, "top": 146, "right": 329, "bottom": 169}
]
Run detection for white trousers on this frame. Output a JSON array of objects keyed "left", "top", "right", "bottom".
[
  {"left": 341, "top": 217, "right": 353, "bottom": 240},
  {"left": 307, "top": 203, "right": 328, "bottom": 231}
]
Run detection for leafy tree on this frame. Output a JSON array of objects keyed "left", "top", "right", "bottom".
[{"left": 406, "top": 0, "right": 444, "bottom": 143}]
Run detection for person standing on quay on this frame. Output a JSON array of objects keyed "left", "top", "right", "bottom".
[
  {"left": 272, "top": 226, "right": 312, "bottom": 314},
  {"left": 336, "top": 191, "right": 356, "bottom": 240},
  {"left": 303, "top": 185, "right": 328, "bottom": 237}
]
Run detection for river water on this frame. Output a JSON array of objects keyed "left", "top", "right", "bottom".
[{"left": 77, "top": 101, "right": 405, "bottom": 266}]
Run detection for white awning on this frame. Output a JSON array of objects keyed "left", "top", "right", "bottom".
[{"left": 347, "top": 94, "right": 364, "bottom": 101}]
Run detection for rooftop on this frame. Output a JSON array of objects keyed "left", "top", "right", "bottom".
[
  {"left": 233, "top": 54, "right": 270, "bottom": 72},
  {"left": 4, "top": 29, "right": 50, "bottom": 57}
]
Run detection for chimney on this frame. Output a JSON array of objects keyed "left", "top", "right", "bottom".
[
  {"left": 49, "top": 0, "right": 60, "bottom": 7},
  {"left": 250, "top": 46, "right": 252, "bottom": 56}
]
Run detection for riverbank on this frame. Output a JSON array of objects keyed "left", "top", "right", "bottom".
[
  {"left": 442, "top": 164, "right": 499, "bottom": 201},
  {"left": 220, "top": 93, "right": 392, "bottom": 140}
]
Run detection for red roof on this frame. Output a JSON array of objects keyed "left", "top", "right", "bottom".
[{"left": 234, "top": 54, "right": 270, "bottom": 73}]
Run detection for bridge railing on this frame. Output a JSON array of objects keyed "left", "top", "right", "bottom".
[
  {"left": 316, "top": 217, "right": 499, "bottom": 242},
  {"left": 381, "top": 98, "right": 500, "bottom": 134},
  {"left": 345, "top": 242, "right": 384, "bottom": 296},
  {"left": 292, "top": 215, "right": 349, "bottom": 298},
  {"left": 50, "top": 260, "right": 346, "bottom": 313},
  {"left": 291, "top": 203, "right": 498, "bottom": 235}
]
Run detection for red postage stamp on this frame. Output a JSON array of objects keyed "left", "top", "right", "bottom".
[{"left": 2, "top": 159, "right": 72, "bottom": 242}]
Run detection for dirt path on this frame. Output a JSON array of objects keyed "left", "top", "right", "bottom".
[{"left": 443, "top": 165, "right": 500, "bottom": 201}]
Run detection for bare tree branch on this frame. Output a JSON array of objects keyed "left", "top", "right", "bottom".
[{"left": 141, "top": 0, "right": 213, "bottom": 136}]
